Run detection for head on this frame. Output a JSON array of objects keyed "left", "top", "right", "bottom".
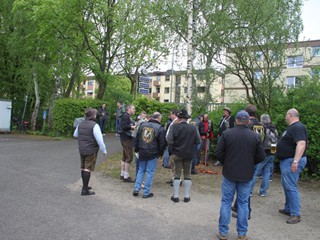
[
  {"left": 126, "top": 104, "right": 136, "bottom": 115},
  {"left": 260, "top": 114, "right": 271, "bottom": 125},
  {"left": 84, "top": 108, "right": 97, "bottom": 120},
  {"left": 117, "top": 101, "right": 123, "bottom": 107},
  {"left": 285, "top": 108, "right": 300, "bottom": 125},
  {"left": 151, "top": 113, "right": 162, "bottom": 122},
  {"left": 170, "top": 109, "right": 179, "bottom": 120},
  {"left": 223, "top": 107, "right": 231, "bottom": 117},
  {"left": 101, "top": 103, "right": 106, "bottom": 109},
  {"left": 235, "top": 110, "right": 250, "bottom": 126},
  {"left": 245, "top": 104, "right": 257, "bottom": 117},
  {"left": 177, "top": 109, "right": 191, "bottom": 121},
  {"left": 140, "top": 111, "right": 147, "bottom": 120},
  {"left": 203, "top": 113, "right": 209, "bottom": 122},
  {"left": 198, "top": 114, "right": 204, "bottom": 121}
]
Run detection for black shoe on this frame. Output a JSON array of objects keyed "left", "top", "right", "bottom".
[
  {"left": 143, "top": 193, "right": 154, "bottom": 198},
  {"left": 184, "top": 197, "right": 190, "bottom": 203},
  {"left": 81, "top": 190, "right": 95, "bottom": 196},
  {"left": 191, "top": 171, "right": 198, "bottom": 175},
  {"left": 171, "top": 196, "right": 179, "bottom": 203},
  {"left": 166, "top": 179, "right": 173, "bottom": 184},
  {"left": 120, "top": 176, "right": 124, "bottom": 180},
  {"left": 123, "top": 177, "right": 134, "bottom": 183},
  {"left": 279, "top": 209, "right": 290, "bottom": 216},
  {"left": 88, "top": 186, "right": 92, "bottom": 190},
  {"left": 133, "top": 190, "right": 139, "bottom": 196},
  {"left": 203, "top": 162, "right": 209, "bottom": 166},
  {"left": 286, "top": 215, "right": 301, "bottom": 224}
]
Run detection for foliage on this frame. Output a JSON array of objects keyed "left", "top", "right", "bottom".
[
  {"left": 133, "top": 96, "right": 178, "bottom": 125},
  {"left": 52, "top": 99, "right": 104, "bottom": 136}
]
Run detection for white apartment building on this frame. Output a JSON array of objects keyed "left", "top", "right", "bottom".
[{"left": 82, "top": 40, "right": 320, "bottom": 104}]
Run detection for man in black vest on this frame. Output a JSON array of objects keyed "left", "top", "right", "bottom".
[
  {"left": 166, "top": 109, "right": 201, "bottom": 203},
  {"left": 73, "top": 108, "right": 107, "bottom": 196},
  {"left": 133, "top": 113, "right": 166, "bottom": 198}
]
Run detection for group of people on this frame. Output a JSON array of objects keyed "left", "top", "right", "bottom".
[
  {"left": 72, "top": 102, "right": 308, "bottom": 240},
  {"left": 216, "top": 105, "right": 307, "bottom": 240}
]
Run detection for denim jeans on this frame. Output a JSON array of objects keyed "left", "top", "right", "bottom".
[
  {"left": 116, "top": 118, "right": 121, "bottom": 133},
  {"left": 251, "top": 154, "right": 274, "bottom": 195},
  {"left": 191, "top": 143, "right": 201, "bottom": 172},
  {"left": 200, "top": 138, "right": 210, "bottom": 163},
  {"left": 99, "top": 119, "right": 106, "bottom": 133},
  {"left": 280, "top": 156, "right": 307, "bottom": 216},
  {"left": 134, "top": 157, "right": 158, "bottom": 196},
  {"left": 162, "top": 147, "right": 170, "bottom": 167},
  {"left": 219, "top": 176, "right": 251, "bottom": 237}
]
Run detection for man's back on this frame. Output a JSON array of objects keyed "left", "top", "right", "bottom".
[{"left": 216, "top": 125, "right": 265, "bottom": 182}]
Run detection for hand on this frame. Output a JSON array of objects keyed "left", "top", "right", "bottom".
[{"left": 291, "top": 162, "right": 298, "bottom": 173}]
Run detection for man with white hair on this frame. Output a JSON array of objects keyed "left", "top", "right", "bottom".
[{"left": 276, "top": 108, "right": 307, "bottom": 224}]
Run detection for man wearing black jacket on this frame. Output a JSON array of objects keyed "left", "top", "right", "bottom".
[
  {"left": 216, "top": 110, "right": 265, "bottom": 240},
  {"left": 166, "top": 109, "right": 201, "bottom": 203},
  {"left": 119, "top": 104, "right": 136, "bottom": 182},
  {"left": 133, "top": 113, "right": 166, "bottom": 198}
]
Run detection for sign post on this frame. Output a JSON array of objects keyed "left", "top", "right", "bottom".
[{"left": 138, "top": 75, "right": 152, "bottom": 95}]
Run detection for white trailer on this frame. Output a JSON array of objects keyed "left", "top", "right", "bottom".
[{"left": 0, "top": 99, "right": 12, "bottom": 132}]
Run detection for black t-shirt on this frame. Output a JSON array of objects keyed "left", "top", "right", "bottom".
[{"left": 276, "top": 121, "right": 307, "bottom": 160}]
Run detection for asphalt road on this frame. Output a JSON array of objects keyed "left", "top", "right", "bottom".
[{"left": 0, "top": 133, "right": 213, "bottom": 240}]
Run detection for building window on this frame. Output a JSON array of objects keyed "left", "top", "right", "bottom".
[
  {"left": 254, "top": 71, "right": 263, "bottom": 80},
  {"left": 165, "top": 75, "right": 170, "bottom": 81},
  {"left": 88, "top": 80, "right": 94, "bottom": 86},
  {"left": 156, "top": 75, "right": 161, "bottom": 81},
  {"left": 197, "top": 86, "right": 206, "bottom": 93},
  {"left": 286, "top": 76, "right": 300, "bottom": 87},
  {"left": 164, "top": 99, "right": 169, "bottom": 102},
  {"left": 312, "top": 46, "right": 320, "bottom": 57},
  {"left": 156, "top": 87, "right": 160, "bottom": 93},
  {"left": 184, "top": 87, "right": 187, "bottom": 93},
  {"left": 287, "top": 55, "right": 303, "bottom": 68},
  {"left": 255, "top": 51, "right": 263, "bottom": 61},
  {"left": 87, "top": 90, "right": 93, "bottom": 95},
  {"left": 164, "top": 87, "right": 170, "bottom": 94}
]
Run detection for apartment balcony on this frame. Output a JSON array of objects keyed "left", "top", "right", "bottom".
[
  {"left": 153, "top": 81, "right": 161, "bottom": 87},
  {"left": 152, "top": 92, "right": 160, "bottom": 99}
]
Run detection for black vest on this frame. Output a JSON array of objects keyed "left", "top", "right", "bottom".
[{"left": 78, "top": 120, "right": 99, "bottom": 155}]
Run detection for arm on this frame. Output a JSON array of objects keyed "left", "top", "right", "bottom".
[
  {"left": 158, "top": 127, "right": 167, "bottom": 157},
  {"left": 291, "top": 140, "right": 306, "bottom": 172},
  {"left": 215, "top": 133, "right": 225, "bottom": 164},
  {"left": 73, "top": 126, "right": 79, "bottom": 138},
  {"left": 93, "top": 124, "right": 107, "bottom": 154},
  {"left": 166, "top": 125, "right": 175, "bottom": 154}
]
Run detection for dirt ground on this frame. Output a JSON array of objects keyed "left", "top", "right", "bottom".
[{"left": 77, "top": 155, "right": 320, "bottom": 240}]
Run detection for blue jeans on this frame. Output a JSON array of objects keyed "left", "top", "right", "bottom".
[
  {"left": 280, "top": 156, "right": 307, "bottom": 216},
  {"left": 162, "top": 147, "right": 170, "bottom": 167},
  {"left": 99, "top": 119, "right": 106, "bottom": 133},
  {"left": 191, "top": 143, "right": 201, "bottom": 172},
  {"left": 116, "top": 118, "right": 121, "bottom": 133},
  {"left": 219, "top": 176, "right": 251, "bottom": 237},
  {"left": 251, "top": 155, "right": 274, "bottom": 195},
  {"left": 134, "top": 157, "right": 158, "bottom": 196}
]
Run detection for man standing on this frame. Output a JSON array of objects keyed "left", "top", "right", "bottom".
[
  {"left": 198, "top": 113, "right": 214, "bottom": 165},
  {"left": 115, "top": 101, "right": 124, "bottom": 136},
  {"left": 216, "top": 110, "right": 265, "bottom": 240},
  {"left": 166, "top": 109, "right": 201, "bottom": 203},
  {"left": 133, "top": 113, "right": 166, "bottom": 198},
  {"left": 73, "top": 108, "right": 107, "bottom": 196},
  {"left": 120, "top": 104, "right": 136, "bottom": 182},
  {"left": 276, "top": 108, "right": 307, "bottom": 224},
  {"left": 97, "top": 103, "right": 108, "bottom": 135},
  {"left": 215, "top": 107, "right": 235, "bottom": 166},
  {"left": 250, "top": 114, "right": 279, "bottom": 197}
]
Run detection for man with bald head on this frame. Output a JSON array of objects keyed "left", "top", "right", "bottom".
[{"left": 276, "top": 108, "right": 308, "bottom": 224}]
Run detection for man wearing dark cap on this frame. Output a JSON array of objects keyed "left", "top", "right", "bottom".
[
  {"left": 73, "top": 108, "right": 107, "bottom": 196},
  {"left": 215, "top": 110, "right": 265, "bottom": 240},
  {"left": 166, "top": 109, "right": 201, "bottom": 203},
  {"left": 133, "top": 113, "right": 166, "bottom": 198}
]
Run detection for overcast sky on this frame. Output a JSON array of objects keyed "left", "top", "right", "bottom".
[{"left": 300, "top": 0, "right": 320, "bottom": 40}]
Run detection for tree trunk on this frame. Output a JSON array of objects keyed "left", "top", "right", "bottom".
[
  {"left": 186, "top": 0, "right": 194, "bottom": 114},
  {"left": 31, "top": 74, "right": 40, "bottom": 131},
  {"left": 48, "top": 76, "right": 60, "bottom": 130}
]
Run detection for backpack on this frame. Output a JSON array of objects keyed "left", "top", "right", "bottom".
[{"left": 264, "top": 126, "right": 279, "bottom": 150}]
